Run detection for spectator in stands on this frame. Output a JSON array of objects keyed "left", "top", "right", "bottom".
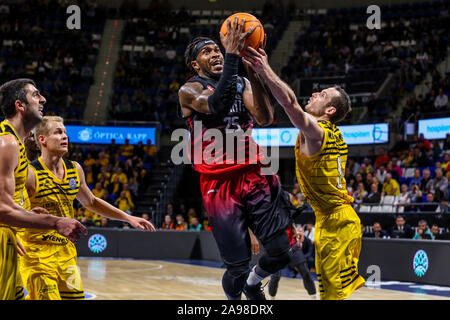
[
  {"left": 402, "top": 150, "right": 415, "bottom": 167},
  {"left": 390, "top": 215, "right": 414, "bottom": 239},
  {"left": 443, "top": 134, "right": 450, "bottom": 151},
  {"left": 111, "top": 167, "right": 128, "bottom": 185},
  {"left": 347, "top": 157, "right": 361, "bottom": 177},
  {"left": 411, "top": 147, "right": 429, "bottom": 167},
  {"left": 353, "top": 182, "right": 367, "bottom": 205},
  {"left": 107, "top": 139, "right": 119, "bottom": 156},
  {"left": 413, "top": 220, "right": 433, "bottom": 240},
  {"left": 419, "top": 169, "right": 433, "bottom": 193},
  {"left": 365, "top": 222, "right": 390, "bottom": 239},
  {"left": 120, "top": 139, "right": 134, "bottom": 158},
  {"left": 83, "top": 152, "right": 96, "bottom": 167},
  {"left": 115, "top": 191, "right": 134, "bottom": 214},
  {"left": 161, "top": 214, "right": 174, "bottom": 230},
  {"left": 395, "top": 184, "right": 410, "bottom": 210},
  {"left": 430, "top": 224, "right": 442, "bottom": 240},
  {"left": 409, "top": 169, "right": 422, "bottom": 189},
  {"left": 133, "top": 141, "right": 145, "bottom": 159},
  {"left": 389, "top": 159, "right": 402, "bottom": 180},
  {"left": 187, "top": 208, "right": 197, "bottom": 225},
  {"left": 430, "top": 168, "right": 449, "bottom": 200},
  {"left": 406, "top": 183, "right": 422, "bottom": 212},
  {"left": 174, "top": 214, "right": 188, "bottom": 230},
  {"left": 304, "top": 222, "right": 315, "bottom": 245},
  {"left": 109, "top": 175, "right": 123, "bottom": 199},
  {"left": 141, "top": 213, "right": 151, "bottom": 221},
  {"left": 375, "top": 165, "right": 387, "bottom": 184},
  {"left": 421, "top": 193, "right": 439, "bottom": 212},
  {"left": 389, "top": 134, "right": 409, "bottom": 159},
  {"left": 166, "top": 203, "right": 175, "bottom": 218},
  {"left": 189, "top": 216, "right": 203, "bottom": 231},
  {"left": 434, "top": 88, "right": 449, "bottom": 111},
  {"left": 144, "top": 139, "right": 158, "bottom": 164},
  {"left": 382, "top": 173, "right": 400, "bottom": 197},
  {"left": 92, "top": 182, "right": 106, "bottom": 199},
  {"left": 363, "top": 183, "right": 381, "bottom": 204},
  {"left": 431, "top": 140, "right": 443, "bottom": 160},
  {"left": 363, "top": 173, "right": 373, "bottom": 190},
  {"left": 101, "top": 217, "right": 113, "bottom": 228},
  {"left": 375, "top": 148, "right": 390, "bottom": 169}
]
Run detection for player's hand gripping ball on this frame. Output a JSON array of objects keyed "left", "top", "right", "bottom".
[{"left": 220, "top": 12, "right": 265, "bottom": 56}]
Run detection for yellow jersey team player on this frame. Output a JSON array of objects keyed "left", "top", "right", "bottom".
[
  {"left": 20, "top": 116, "right": 156, "bottom": 300},
  {"left": 0, "top": 79, "right": 86, "bottom": 300},
  {"left": 242, "top": 47, "right": 365, "bottom": 300}
]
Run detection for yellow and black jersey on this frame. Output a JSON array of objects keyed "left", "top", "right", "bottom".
[
  {"left": 0, "top": 120, "right": 30, "bottom": 229},
  {"left": 20, "top": 157, "right": 80, "bottom": 244},
  {"left": 295, "top": 120, "right": 354, "bottom": 213}
]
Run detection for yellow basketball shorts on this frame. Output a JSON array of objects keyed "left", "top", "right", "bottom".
[
  {"left": 19, "top": 240, "right": 84, "bottom": 300},
  {"left": 314, "top": 204, "right": 365, "bottom": 300},
  {"left": 0, "top": 226, "right": 25, "bottom": 300}
]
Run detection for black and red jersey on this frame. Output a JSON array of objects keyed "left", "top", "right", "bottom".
[{"left": 183, "top": 75, "right": 266, "bottom": 175}]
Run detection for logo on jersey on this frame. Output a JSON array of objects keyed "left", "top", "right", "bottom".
[
  {"left": 413, "top": 250, "right": 429, "bottom": 277},
  {"left": 207, "top": 85, "right": 215, "bottom": 92},
  {"left": 88, "top": 234, "right": 108, "bottom": 253},
  {"left": 237, "top": 82, "right": 244, "bottom": 93},
  {"left": 69, "top": 178, "right": 77, "bottom": 189}
]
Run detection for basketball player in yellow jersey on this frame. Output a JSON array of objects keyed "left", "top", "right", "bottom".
[
  {"left": 0, "top": 79, "right": 87, "bottom": 300},
  {"left": 20, "top": 116, "right": 155, "bottom": 300},
  {"left": 242, "top": 47, "right": 365, "bottom": 300}
]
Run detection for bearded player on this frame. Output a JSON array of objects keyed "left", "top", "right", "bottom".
[
  {"left": 19, "top": 116, "right": 155, "bottom": 299},
  {"left": 242, "top": 47, "right": 365, "bottom": 300},
  {"left": 178, "top": 18, "right": 297, "bottom": 300}
]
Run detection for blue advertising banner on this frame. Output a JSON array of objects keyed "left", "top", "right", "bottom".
[
  {"left": 252, "top": 123, "right": 389, "bottom": 147},
  {"left": 418, "top": 117, "right": 450, "bottom": 140},
  {"left": 66, "top": 125, "right": 156, "bottom": 145}
]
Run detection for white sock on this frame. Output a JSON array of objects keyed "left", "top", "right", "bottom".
[{"left": 246, "top": 266, "right": 266, "bottom": 286}]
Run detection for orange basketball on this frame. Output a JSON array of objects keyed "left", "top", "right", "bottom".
[{"left": 220, "top": 12, "right": 265, "bottom": 56}]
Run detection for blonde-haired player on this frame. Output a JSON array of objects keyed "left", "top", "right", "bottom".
[
  {"left": 242, "top": 47, "right": 365, "bottom": 300},
  {"left": 20, "top": 116, "right": 155, "bottom": 300}
]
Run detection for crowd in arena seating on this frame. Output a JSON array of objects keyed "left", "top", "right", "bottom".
[
  {"left": 283, "top": 1, "right": 449, "bottom": 123},
  {"left": 67, "top": 139, "right": 158, "bottom": 228},
  {"left": 109, "top": 0, "right": 292, "bottom": 129},
  {"left": 0, "top": 0, "right": 106, "bottom": 119}
]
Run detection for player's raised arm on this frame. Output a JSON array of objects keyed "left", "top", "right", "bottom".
[
  {"left": 242, "top": 47, "right": 323, "bottom": 141},
  {"left": 242, "top": 65, "right": 274, "bottom": 126},
  {"left": 178, "top": 17, "right": 253, "bottom": 117},
  {"left": 75, "top": 162, "right": 155, "bottom": 231}
]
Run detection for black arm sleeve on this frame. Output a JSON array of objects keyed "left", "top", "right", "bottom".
[{"left": 207, "top": 53, "right": 240, "bottom": 114}]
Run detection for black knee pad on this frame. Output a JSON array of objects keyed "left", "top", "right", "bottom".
[
  {"left": 262, "top": 231, "right": 291, "bottom": 257},
  {"left": 222, "top": 262, "right": 251, "bottom": 299},
  {"left": 258, "top": 249, "right": 291, "bottom": 274}
]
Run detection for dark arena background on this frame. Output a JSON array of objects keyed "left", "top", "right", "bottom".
[{"left": 1, "top": 0, "right": 450, "bottom": 308}]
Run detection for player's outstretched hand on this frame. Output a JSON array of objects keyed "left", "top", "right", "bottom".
[
  {"left": 128, "top": 216, "right": 156, "bottom": 231},
  {"left": 220, "top": 16, "right": 254, "bottom": 55},
  {"left": 56, "top": 218, "right": 88, "bottom": 243},
  {"left": 241, "top": 46, "right": 270, "bottom": 77}
]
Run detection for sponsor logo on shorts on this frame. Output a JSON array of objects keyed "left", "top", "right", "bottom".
[
  {"left": 42, "top": 234, "right": 69, "bottom": 245},
  {"left": 39, "top": 284, "right": 57, "bottom": 295}
]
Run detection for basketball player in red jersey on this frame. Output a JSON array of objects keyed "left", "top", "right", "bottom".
[{"left": 178, "top": 17, "right": 297, "bottom": 300}]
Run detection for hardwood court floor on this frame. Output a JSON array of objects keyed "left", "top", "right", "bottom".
[{"left": 78, "top": 258, "right": 450, "bottom": 300}]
